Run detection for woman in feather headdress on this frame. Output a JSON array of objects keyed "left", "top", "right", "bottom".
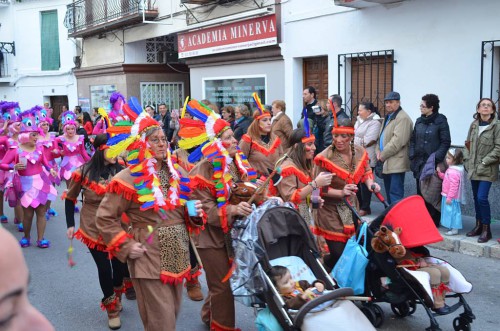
[
  {"left": 178, "top": 99, "right": 257, "bottom": 331},
  {"left": 0, "top": 109, "right": 58, "bottom": 248},
  {"left": 95, "top": 97, "right": 205, "bottom": 331},
  {"left": 312, "top": 100, "right": 381, "bottom": 270},
  {"left": 238, "top": 93, "right": 283, "bottom": 183}
]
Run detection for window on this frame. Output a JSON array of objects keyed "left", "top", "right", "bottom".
[
  {"left": 140, "top": 82, "right": 184, "bottom": 111},
  {"left": 480, "top": 40, "right": 500, "bottom": 108},
  {"left": 41, "top": 10, "right": 60, "bottom": 71},
  {"left": 338, "top": 50, "right": 394, "bottom": 118},
  {"left": 146, "top": 36, "right": 177, "bottom": 64},
  {"left": 203, "top": 76, "right": 266, "bottom": 110}
]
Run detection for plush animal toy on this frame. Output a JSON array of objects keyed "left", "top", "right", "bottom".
[{"left": 371, "top": 225, "right": 406, "bottom": 259}]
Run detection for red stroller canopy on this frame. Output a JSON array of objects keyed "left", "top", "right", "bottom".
[{"left": 381, "top": 195, "right": 443, "bottom": 248}]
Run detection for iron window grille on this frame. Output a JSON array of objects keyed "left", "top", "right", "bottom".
[
  {"left": 480, "top": 40, "right": 500, "bottom": 108},
  {"left": 146, "top": 36, "right": 177, "bottom": 64},
  {"left": 338, "top": 50, "right": 394, "bottom": 118},
  {"left": 140, "top": 82, "right": 184, "bottom": 112}
]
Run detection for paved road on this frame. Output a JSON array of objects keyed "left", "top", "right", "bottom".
[{"left": 2, "top": 187, "right": 498, "bottom": 330}]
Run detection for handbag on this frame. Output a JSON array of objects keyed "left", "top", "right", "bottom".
[
  {"left": 374, "top": 160, "right": 384, "bottom": 178},
  {"left": 331, "top": 222, "right": 369, "bottom": 295}
]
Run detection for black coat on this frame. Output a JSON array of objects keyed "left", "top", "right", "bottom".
[
  {"left": 233, "top": 116, "right": 252, "bottom": 142},
  {"left": 409, "top": 112, "right": 451, "bottom": 178},
  {"left": 302, "top": 99, "right": 318, "bottom": 121}
]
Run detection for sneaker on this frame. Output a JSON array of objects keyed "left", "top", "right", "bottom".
[
  {"left": 36, "top": 239, "right": 50, "bottom": 249},
  {"left": 445, "top": 229, "right": 459, "bottom": 236},
  {"left": 45, "top": 212, "right": 51, "bottom": 221},
  {"left": 74, "top": 206, "right": 80, "bottom": 213},
  {"left": 19, "top": 237, "right": 30, "bottom": 248},
  {"left": 17, "top": 223, "right": 24, "bottom": 232},
  {"left": 48, "top": 208, "right": 58, "bottom": 216},
  {"left": 0, "top": 215, "right": 7, "bottom": 223}
]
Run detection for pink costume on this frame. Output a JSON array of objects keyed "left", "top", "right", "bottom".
[
  {"left": 0, "top": 102, "right": 21, "bottom": 190},
  {"left": 0, "top": 111, "right": 57, "bottom": 209},
  {"left": 57, "top": 111, "right": 91, "bottom": 181},
  {"left": 92, "top": 91, "right": 128, "bottom": 135},
  {"left": 437, "top": 165, "right": 464, "bottom": 203},
  {"left": 56, "top": 135, "right": 90, "bottom": 181},
  {"left": 35, "top": 107, "right": 61, "bottom": 186}
]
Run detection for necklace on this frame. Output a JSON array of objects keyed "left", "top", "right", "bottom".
[
  {"left": 228, "top": 162, "right": 241, "bottom": 182},
  {"left": 332, "top": 149, "right": 354, "bottom": 172}
]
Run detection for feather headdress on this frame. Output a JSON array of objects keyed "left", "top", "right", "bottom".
[
  {"left": 329, "top": 98, "right": 354, "bottom": 135},
  {"left": 105, "top": 96, "right": 189, "bottom": 218},
  {"left": 301, "top": 107, "right": 315, "bottom": 143},
  {"left": 252, "top": 92, "right": 270, "bottom": 120},
  {"left": 178, "top": 98, "right": 256, "bottom": 233}
]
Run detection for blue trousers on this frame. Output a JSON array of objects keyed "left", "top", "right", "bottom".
[
  {"left": 383, "top": 172, "right": 405, "bottom": 205},
  {"left": 471, "top": 180, "right": 492, "bottom": 225}
]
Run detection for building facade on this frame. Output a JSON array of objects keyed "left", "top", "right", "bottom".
[{"left": 0, "top": 0, "right": 78, "bottom": 119}]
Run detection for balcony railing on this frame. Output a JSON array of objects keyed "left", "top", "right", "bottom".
[{"left": 65, "top": 0, "right": 158, "bottom": 38}]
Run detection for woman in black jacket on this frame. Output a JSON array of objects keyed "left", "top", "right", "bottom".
[
  {"left": 233, "top": 104, "right": 253, "bottom": 142},
  {"left": 409, "top": 94, "right": 451, "bottom": 225}
]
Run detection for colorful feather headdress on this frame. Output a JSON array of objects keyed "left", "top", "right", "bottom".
[
  {"left": 178, "top": 97, "right": 256, "bottom": 233},
  {"left": 105, "top": 96, "right": 189, "bottom": 218},
  {"left": 252, "top": 92, "right": 270, "bottom": 120},
  {"left": 301, "top": 107, "right": 315, "bottom": 143},
  {"left": 329, "top": 98, "right": 354, "bottom": 135}
]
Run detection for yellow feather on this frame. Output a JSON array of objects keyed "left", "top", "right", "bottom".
[
  {"left": 98, "top": 107, "right": 108, "bottom": 119},
  {"left": 178, "top": 134, "right": 209, "bottom": 150},
  {"left": 106, "top": 136, "right": 138, "bottom": 158},
  {"left": 181, "top": 96, "right": 189, "bottom": 119}
]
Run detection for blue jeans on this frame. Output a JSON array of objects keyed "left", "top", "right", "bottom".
[
  {"left": 383, "top": 172, "right": 405, "bottom": 205},
  {"left": 471, "top": 180, "right": 492, "bottom": 225}
]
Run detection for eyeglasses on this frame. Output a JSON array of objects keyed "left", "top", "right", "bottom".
[
  {"left": 480, "top": 103, "right": 493, "bottom": 108},
  {"left": 419, "top": 105, "right": 428, "bottom": 109},
  {"left": 148, "top": 137, "right": 168, "bottom": 145}
]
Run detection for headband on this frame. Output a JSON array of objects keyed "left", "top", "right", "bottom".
[{"left": 329, "top": 98, "right": 354, "bottom": 135}]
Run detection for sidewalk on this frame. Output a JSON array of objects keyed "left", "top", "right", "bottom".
[{"left": 360, "top": 199, "right": 500, "bottom": 260}]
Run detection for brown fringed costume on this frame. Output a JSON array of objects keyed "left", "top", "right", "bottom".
[{"left": 238, "top": 133, "right": 283, "bottom": 178}]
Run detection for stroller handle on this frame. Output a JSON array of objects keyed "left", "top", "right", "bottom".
[
  {"left": 371, "top": 184, "right": 390, "bottom": 208},
  {"left": 293, "top": 288, "right": 355, "bottom": 328}
]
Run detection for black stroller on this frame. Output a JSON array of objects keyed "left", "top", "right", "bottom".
[
  {"left": 230, "top": 199, "right": 375, "bottom": 331},
  {"left": 344, "top": 194, "right": 475, "bottom": 331}
]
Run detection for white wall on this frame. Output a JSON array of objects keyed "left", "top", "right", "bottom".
[
  {"left": 0, "top": 1, "right": 78, "bottom": 108},
  {"left": 190, "top": 60, "right": 285, "bottom": 105},
  {"left": 280, "top": 0, "right": 500, "bottom": 144}
]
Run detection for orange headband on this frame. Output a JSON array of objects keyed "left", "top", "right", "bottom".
[
  {"left": 332, "top": 127, "right": 355, "bottom": 135},
  {"left": 99, "top": 144, "right": 109, "bottom": 151},
  {"left": 256, "top": 112, "right": 271, "bottom": 120},
  {"left": 301, "top": 136, "right": 316, "bottom": 143}
]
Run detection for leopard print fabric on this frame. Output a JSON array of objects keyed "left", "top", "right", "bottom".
[
  {"left": 158, "top": 224, "right": 190, "bottom": 276},
  {"left": 157, "top": 162, "right": 171, "bottom": 198}
]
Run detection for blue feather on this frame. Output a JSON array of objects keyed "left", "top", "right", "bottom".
[
  {"left": 128, "top": 97, "right": 143, "bottom": 116},
  {"left": 142, "top": 201, "right": 154, "bottom": 209},
  {"left": 186, "top": 104, "right": 208, "bottom": 122},
  {"left": 107, "top": 134, "right": 130, "bottom": 146},
  {"left": 303, "top": 107, "right": 310, "bottom": 138},
  {"left": 188, "top": 145, "right": 204, "bottom": 163}
]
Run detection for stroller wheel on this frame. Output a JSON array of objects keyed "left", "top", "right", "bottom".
[
  {"left": 391, "top": 302, "right": 410, "bottom": 317},
  {"left": 360, "top": 306, "right": 376, "bottom": 326},
  {"left": 453, "top": 317, "right": 471, "bottom": 331},
  {"left": 408, "top": 300, "right": 417, "bottom": 315},
  {"left": 370, "top": 304, "right": 385, "bottom": 328}
]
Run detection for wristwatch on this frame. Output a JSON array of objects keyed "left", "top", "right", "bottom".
[{"left": 481, "top": 161, "right": 486, "bottom": 165}]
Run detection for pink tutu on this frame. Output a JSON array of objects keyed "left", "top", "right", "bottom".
[
  {"left": 19, "top": 172, "right": 57, "bottom": 208},
  {"left": 59, "top": 155, "right": 86, "bottom": 181},
  {"left": 44, "top": 160, "right": 61, "bottom": 186}
]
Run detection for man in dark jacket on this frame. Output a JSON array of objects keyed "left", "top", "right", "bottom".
[
  {"left": 158, "top": 103, "right": 171, "bottom": 140},
  {"left": 409, "top": 94, "right": 451, "bottom": 225},
  {"left": 302, "top": 86, "right": 318, "bottom": 121}
]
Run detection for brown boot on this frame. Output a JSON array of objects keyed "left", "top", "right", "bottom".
[
  {"left": 113, "top": 286, "right": 124, "bottom": 312},
  {"left": 478, "top": 224, "right": 492, "bottom": 243},
  {"left": 466, "top": 219, "right": 482, "bottom": 237},
  {"left": 123, "top": 278, "right": 136, "bottom": 300},
  {"left": 186, "top": 277, "right": 204, "bottom": 301},
  {"left": 101, "top": 294, "right": 121, "bottom": 330}
]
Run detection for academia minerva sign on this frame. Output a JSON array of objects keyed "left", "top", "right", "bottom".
[{"left": 178, "top": 14, "right": 277, "bottom": 59}]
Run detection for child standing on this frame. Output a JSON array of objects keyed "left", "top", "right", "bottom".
[{"left": 437, "top": 148, "right": 465, "bottom": 235}]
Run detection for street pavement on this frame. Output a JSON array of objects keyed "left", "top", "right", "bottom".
[{"left": 2, "top": 187, "right": 499, "bottom": 331}]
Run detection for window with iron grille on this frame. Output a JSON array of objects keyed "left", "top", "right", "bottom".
[
  {"left": 480, "top": 40, "right": 500, "bottom": 108},
  {"left": 140, "top": 82, "right": 184, "bottom": 111},
  {"left": 146, "top": 36, "right": 177, "bottom": 64},
  {"left": 338, "top": 50, "right": 394, "bottom": 118}
]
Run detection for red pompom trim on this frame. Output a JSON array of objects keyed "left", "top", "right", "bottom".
[
  {"left": 106, "top": 230, "right": 131, "bottom": 259},
  {"left": 280, "top": 165, "right": 312, "bottom": 184},
  {"left": 74, "top": 228, "right": 107, "bottom": 252},
  {"left": 107, "top": 179, "right": 139, "bottom": 202},
  {"left": 312, "top": 226, "right": 355, "bottom": 243},
  {"left": 211, "top": 320, "right": 241, "bottom": 331},
  {"left": 241, "top": 134, "right": 281, "bottom": 156}
]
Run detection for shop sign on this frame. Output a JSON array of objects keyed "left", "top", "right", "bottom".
[
  {"left": 204, "top": 76, "right": 266, "bottom": 110},
  {"left": 178, "top": 15, "right": 277, "bottom": 58}
]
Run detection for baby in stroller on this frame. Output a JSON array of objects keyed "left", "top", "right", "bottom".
[{"left": 269, "top": 265, "right": 325, "bottom": 310}]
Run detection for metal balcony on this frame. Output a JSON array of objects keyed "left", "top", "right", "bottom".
[
  {"left": 334, "top": 0, "right": 407, "bottom": 8},
  {"left": 65, "top": 0, "right": 159, "bottom": 38}
]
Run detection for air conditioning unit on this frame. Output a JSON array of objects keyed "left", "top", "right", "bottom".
[
  {"left": 334, "top": 0, "right": 405, "bottom": 8},
  {"left": 73, "top": 56, "right": 81, "bottom": 69},
  {"left": 157, "top": 51, "right": 179, "bottom": 64}
]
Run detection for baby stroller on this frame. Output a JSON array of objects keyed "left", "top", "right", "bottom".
[
  {"left": 230, "top": 199, "right": 375, "bottom": 331},
  {"left": 344, "top": 194, "right": 475, "bottom": 331}
]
